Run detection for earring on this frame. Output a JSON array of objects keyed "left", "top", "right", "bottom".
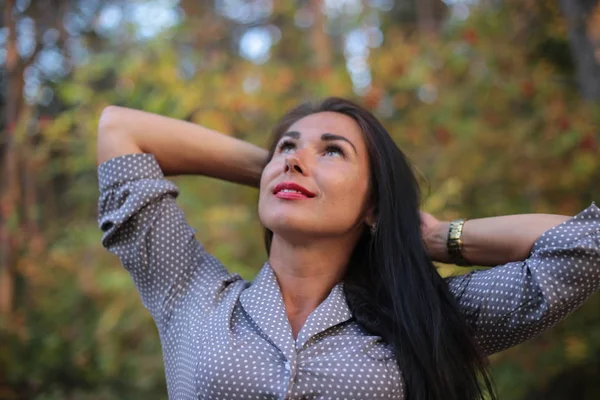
[{"left": 370, "top": 222, "right": 377, "bottom": 234}]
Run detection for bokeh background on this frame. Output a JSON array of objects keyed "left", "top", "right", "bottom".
[{"left": 0, "top": 0, "right": 599, "bottom": 399}]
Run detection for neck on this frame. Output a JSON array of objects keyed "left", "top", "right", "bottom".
[{"left": 268, "top": 233, "right": 355, "bottom": 318}]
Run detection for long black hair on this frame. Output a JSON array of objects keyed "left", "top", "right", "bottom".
[{"left": 263, "top": 97, "right": 496, "bottom": 400}]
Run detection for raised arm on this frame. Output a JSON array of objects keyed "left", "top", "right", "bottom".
[
  {"left": 96, "top": 107, "right": 267, "bottom": 328},
  {"left": 422, "top": 211, "right": 572, "bottom": 266},
  {"left": 443, "top": 203, "right": 600, "bottom": 355},
  {"left": 97, "top": 105, "right": 268, "bottom": 185}
]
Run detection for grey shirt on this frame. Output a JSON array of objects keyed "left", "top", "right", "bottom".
[{"left": 97, "top": 153, "right": 600, "bottom": 399}]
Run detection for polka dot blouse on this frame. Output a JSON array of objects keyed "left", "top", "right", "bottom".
[{"left": 97, "top": 153, "right": 600, "bottom": 399}]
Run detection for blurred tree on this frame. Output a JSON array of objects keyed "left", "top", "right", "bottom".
[
  {"left": 416, "top": 0, "right": 448, "bottom": 33},
  {"left": 0, "top": 0, "right": 121, "bottom": 321},
  {"left": 558, "top": 0, "right": 600, "bottom": 100},
  {"left": 309, "top": 0, "right": 333, "bottom": 69},
  {"left": 523, "top": 350, "right": 600, "bottom": 399},
  {"left": 1, "top": 0, "right": 20, "bottom": 320},
  {"left": 0, "top": 1, "right": 598, "bottom": 399},
  {"left": 388, "top": 0, "right": 448, "bottom": 33}
]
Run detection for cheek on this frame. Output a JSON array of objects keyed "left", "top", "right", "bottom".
[{"left": 322, "top": 170, "right": 369, "bottom": 212}]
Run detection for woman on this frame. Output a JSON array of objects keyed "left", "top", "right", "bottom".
[{"left": 97, "top": 97, "right": 599, "bottom": 400}]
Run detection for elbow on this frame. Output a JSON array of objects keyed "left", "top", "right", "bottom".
[
  {"left": 97, "top": 106, "right": 139, "bottom": 166},
  {"left": 98, "top": 105, "right": 125, "bottom": 136}
]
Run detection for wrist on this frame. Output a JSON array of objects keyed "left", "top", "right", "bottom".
[
  {"left": 447, "top": 219, "right": 471, "bottom": 266},
  {"left": 424, "top": 221, "right": 453, "bottom": 263},
  {"left": 245, "top": 148, "right": 269, "bottom": 188}
]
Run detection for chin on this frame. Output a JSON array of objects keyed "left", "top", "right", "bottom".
[
  {"left": 259, "top": 206, "right": 314, "bottom": 235},
  {"left": 262, "top": 211, "right": 305, "bottom": 231}
]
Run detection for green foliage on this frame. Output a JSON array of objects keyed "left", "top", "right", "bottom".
[{"left": 1, "top": 227, "right": 166, "bottom": 399}]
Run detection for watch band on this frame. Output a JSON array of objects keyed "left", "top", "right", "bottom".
[{"left": 447, "top": 219, "right": 471, "bottom": 266}]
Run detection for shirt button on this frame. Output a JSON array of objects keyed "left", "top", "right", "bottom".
[{"left": 284, "top": 361, "right": 291, "bottom": 371}]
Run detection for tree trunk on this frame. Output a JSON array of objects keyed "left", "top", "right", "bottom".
[
  {"left": 416, "top": 0, "right": 437, "bottom": 34},
  {"left": 0, "top": 0, "right": 22, "bottom": 319},
  {"left": 179, "top": 0, "right": 211, "bottom": 18},
  {"left": 309, "top": 0, "right": 332, "bottom": 71},
  {"left": 391, "top": 0, "right": 447, "bottom": 34},
  {"left": 559, "top": 0, "right": 600, "bottom": 101},
  {"left": 22, "top": 109, "right": 44, "bottom": 255}
]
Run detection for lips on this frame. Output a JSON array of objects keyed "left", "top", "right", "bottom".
[{"left": 273, "top": 182, "right": 316, "bottom": 199}]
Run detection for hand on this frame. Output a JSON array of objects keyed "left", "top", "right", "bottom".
[
  {"left": 419, "top": 211, "right": 450, "bottom": 262},
  {"left": 419, "top": 210, "right": 441, "bottom": 240}
]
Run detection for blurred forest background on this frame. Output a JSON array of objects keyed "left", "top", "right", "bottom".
[{"left": 0, "top": 0, "right": 599, "bottom": 399}]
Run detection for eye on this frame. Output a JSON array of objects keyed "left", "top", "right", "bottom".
[
  {"left": 324, "top": 144, "right": 345, "bottom": 158},
  {"left": 277, "top": 140, "right": 296, "bottom": 153}
]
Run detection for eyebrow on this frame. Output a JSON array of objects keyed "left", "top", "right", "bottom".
[{"left": 282, "top": 131, "right": 358, "bottom": 154}]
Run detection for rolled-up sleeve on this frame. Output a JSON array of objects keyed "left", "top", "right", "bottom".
[
  {"left": 97, "top": 153, "right": 235, "bottom": 328},
  {"left": 446, "top": 202, "right": 600, "bottom": 355}
]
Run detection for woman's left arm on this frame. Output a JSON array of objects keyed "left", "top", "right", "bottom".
[
  {"left": 421, "top": 210, "right": 571, "bottom": 266},
  {"left": 439, "top": 203, "right": 600, "bottom": 355}
]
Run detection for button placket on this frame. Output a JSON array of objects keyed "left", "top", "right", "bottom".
[{"left": 284, "top": 353, "right": 298, "bottom": 395}]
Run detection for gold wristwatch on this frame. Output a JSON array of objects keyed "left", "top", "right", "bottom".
[{"left": 447, "top": 219, "right": 470, "bottom": 266}]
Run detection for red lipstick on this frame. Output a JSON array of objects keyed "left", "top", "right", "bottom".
[{"left": 273, "top": 182, "right": 316, "bottom": 199}]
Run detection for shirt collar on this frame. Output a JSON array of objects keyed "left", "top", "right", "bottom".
[{"left": 239, "top": 262, "right": 353, "bottom": 356}]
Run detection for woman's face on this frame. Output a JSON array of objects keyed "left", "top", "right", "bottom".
[{"left": 259, "top": 111, "right": 373, "bottom": 241}]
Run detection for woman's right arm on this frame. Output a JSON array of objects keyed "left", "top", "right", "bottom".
[
  {"left": 96, "top": 107, "right": 268, "bottom": 328},
  {"left": 97, "top": 105, "right": 268, "bottom": 186}
]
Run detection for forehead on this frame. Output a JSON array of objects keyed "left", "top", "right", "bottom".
[{"left": 286, "top": 111, "right": 364, "bottom": 142}]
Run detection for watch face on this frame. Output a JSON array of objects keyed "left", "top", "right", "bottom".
[{"left": 449, "top": 224, "right": 463, "bottom": 239}]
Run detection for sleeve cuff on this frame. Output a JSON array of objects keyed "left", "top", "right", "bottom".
[
  {"left": 531, "top": 201, "right": 600, "bottom": 254},
  {"left": 97, "top": 153, "right": 164, "bottom": 192}
]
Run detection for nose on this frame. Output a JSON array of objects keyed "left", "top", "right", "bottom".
[{"left": 284, "top": 155, "right": 305, "bottom": 175}]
